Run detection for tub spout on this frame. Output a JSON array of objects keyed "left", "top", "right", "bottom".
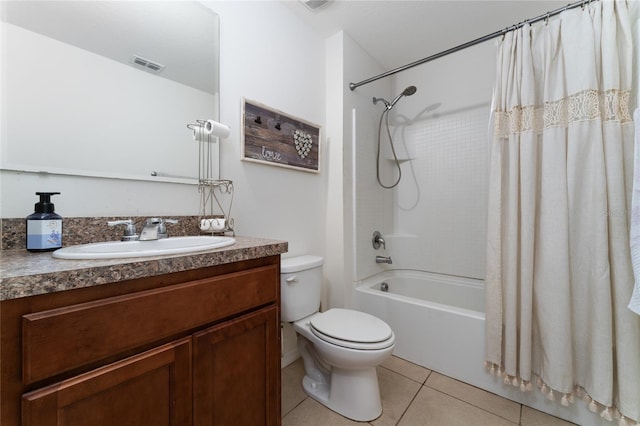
[{"left": 376, "top": 255, "right": 392, "bottom": 264}]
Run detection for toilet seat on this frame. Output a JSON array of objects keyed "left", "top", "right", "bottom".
[{"left": 310, "top": 309, "right": 394, "bottom": 350}]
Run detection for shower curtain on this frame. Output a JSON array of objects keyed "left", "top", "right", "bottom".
[{"left": 485, "top": 0, "right": 640, "bottom": 423}]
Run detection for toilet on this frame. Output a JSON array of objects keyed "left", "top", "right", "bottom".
[{"left": 281, "top": 255, "right": 395, "bottom": 421}]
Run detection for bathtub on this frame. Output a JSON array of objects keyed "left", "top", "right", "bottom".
[
  {"left": 353, "top": 269, "right": 607, "bottom": 426},
  {"left": 353, "top": 270, "right": 486, "bottom": 386}
]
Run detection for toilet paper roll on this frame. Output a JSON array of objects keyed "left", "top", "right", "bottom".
[
  {"left": 200, "top": 218, "right": 216, "bottom": 231},
  {"left": 200, "top": 218, "right": 226, "bottom": 232},
  {"left": 211, "top": 217, "right": 226, "bottom": 231},
  {"left": 204, "top": 119, "right": 230, "bottom": 139}
]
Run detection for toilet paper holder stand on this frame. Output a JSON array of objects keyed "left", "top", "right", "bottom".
[{"left": 188, "top": 119, "right": 235, "bottom": 236}]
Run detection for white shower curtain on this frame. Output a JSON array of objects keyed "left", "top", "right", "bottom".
[{"left": 485, "top": 0, "right": 640, "bottom": 423}]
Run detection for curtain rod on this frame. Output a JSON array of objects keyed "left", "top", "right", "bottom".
[{"left": 349, "top": 0, "right": 594, "bottom": 91}]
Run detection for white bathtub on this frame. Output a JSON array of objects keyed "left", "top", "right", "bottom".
[
  {"left": 353, "top": 269, "right": 604, "bottom": 426},
  {"left": 353, "top": 270, "right": 485, "bottom": 385}
]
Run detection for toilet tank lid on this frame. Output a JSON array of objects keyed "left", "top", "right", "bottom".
[{"left": 281, "top": 255, "right": 323, "bottom": 273}]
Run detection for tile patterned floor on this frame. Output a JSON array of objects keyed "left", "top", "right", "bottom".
[{"left": 282, "top": 356, "right": 577, "bottom": 426}]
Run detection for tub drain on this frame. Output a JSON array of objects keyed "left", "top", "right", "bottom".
[{"left": 380, "top": 282, "right": 389, "bottom": 292}]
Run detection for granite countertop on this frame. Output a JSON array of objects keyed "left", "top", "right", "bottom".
[{"left": 0, "top": 236, "right": 288, "bottom": 301}]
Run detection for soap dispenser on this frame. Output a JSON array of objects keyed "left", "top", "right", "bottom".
[{"left": 26, "top": 192, "right": 62, "bottom": 252}]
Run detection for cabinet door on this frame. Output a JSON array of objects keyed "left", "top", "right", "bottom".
[
  {"left": 22, "top": 337, "right": 191, "bottom": 426},
  {"left": 193, "top": 306, "right": 280, "bottom": 426}
]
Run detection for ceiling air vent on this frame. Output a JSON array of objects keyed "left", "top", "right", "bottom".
[
  {"left": 131, "top": 55, "right": 165, "bottom": 73},
  {"left": 299, "top": 0, "right": 331, "bottom": 11}
]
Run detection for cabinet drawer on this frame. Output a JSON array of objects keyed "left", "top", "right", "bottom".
[{"left": 23, "top": 264, "right": 277, "bottom": 384}]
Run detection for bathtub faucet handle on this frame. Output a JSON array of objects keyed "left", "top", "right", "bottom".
[{"left": 372, "top": 231, "right": 386, "bottom": 250}]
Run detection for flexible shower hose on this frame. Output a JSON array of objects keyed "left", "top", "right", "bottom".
[{"left": 376, "top": 108, "right": 402, "bottom": 189}]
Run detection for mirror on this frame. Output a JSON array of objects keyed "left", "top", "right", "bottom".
[{"left": 1, "top": 1, "right": 219, "bottom": 183}]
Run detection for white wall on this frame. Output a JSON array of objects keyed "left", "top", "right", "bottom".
[
  {"left": 205, "top": 1, "right": 327, "bottom": 363},
  {"left": 206, "top": 0, "right": 325, "bottom": 254},
  {"left": 323, "top": 32, "right": 346, "bottom": 311},
  {"left": 323, "top": 30, "right": 391, "bottom": 310},
  {"left": 341, "top": 37, "right": 393, "bottom": 286},
  {"left": 633, "top": 0, "right": 640, "bottom": 109}
]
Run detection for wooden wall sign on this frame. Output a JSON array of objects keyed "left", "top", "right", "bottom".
[{"left": 241, "top": 98, "right": 321, "bottom": 173}]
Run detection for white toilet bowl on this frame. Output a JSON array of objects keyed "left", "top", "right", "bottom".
[
  {"left": 280, "top": 256, "right": 395, "bottom": 421},
  {"left": 293, "top": 309, "right": 395, "bottom": 421}
]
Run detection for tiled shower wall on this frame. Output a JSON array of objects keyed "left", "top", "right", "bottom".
[
  {"left": 353, "top": 41, "right": 495, "bottom": 283},
  {"left": 385, "top": 106, "right": 488, "bottom": 279}
]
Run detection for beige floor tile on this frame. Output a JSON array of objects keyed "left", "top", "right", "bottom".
[
  {"left": 283, "top": 357, "right": 306, "bottom": 378},
  {"left": 282, "top": 397, "right": 364, "bottom": 426},
  {"left": 282, "top": 358, "right": 307, "bottom": 417},
  {"left": 520, "top": 405, "right": 577, "bottom": 426},
  {"left": 381, "top": 355, "right": 431, "bottom": 384},
  {"left": 398, "top": 386, "right": 517, "bottom": 426},
  {"left": 372, "top": 367, "right": 423, "bottom": 426},
  {"left": 425, "top": 372, "right": 520, "bottom": 423}
]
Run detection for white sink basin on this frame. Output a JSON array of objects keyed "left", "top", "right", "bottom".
[{"left": 52, "top": 236, "right": 236, "bottom": 260}]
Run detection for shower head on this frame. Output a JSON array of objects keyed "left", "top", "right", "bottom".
[
  {"left": 388, "top": 86, "right": 417, "bottom": 109},
  {"left": 372, "top": 86, "right": 417, "bottom": 111},
  {"left": 403, "top": 86, "right": 418, "bottom": 96}
]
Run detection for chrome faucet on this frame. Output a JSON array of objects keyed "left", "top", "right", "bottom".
[
  {"left": 372, "top": 231, "right": 386, "bottom": 250},
  {"left": 139, "top": 218, "right": 178, "bottom": 241},
  {"left": 376, "top": 255, "right": 392, "bottom": 264}
]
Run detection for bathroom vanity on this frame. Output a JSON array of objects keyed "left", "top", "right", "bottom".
[{"left": 0, "top": 236, "right": 287, "bottom": 426}]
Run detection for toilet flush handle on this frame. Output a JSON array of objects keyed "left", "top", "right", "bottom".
[{"left": 286, "top": 276, "right": 298, "bottom": 283}]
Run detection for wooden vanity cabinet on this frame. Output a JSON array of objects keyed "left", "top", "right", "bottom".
[{"left": 0, "top": 256, "right": 281, "bottom": 426}]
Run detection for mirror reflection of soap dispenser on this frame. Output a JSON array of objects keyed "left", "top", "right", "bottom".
[{"left": 26, "top": 192, "right": 62, "bottom": 252}]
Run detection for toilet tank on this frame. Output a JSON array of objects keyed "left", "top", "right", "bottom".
[{"left": 280, "top": 255, "right": 323, "bottom": 322}]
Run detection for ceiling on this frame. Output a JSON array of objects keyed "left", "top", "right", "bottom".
[{"left": 281, "top": 0, "right": 568, "bottom": 73}]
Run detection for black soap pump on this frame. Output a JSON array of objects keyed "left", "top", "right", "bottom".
[{"left": 26, "top": 192, "right": 63, "bottom": 252}]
